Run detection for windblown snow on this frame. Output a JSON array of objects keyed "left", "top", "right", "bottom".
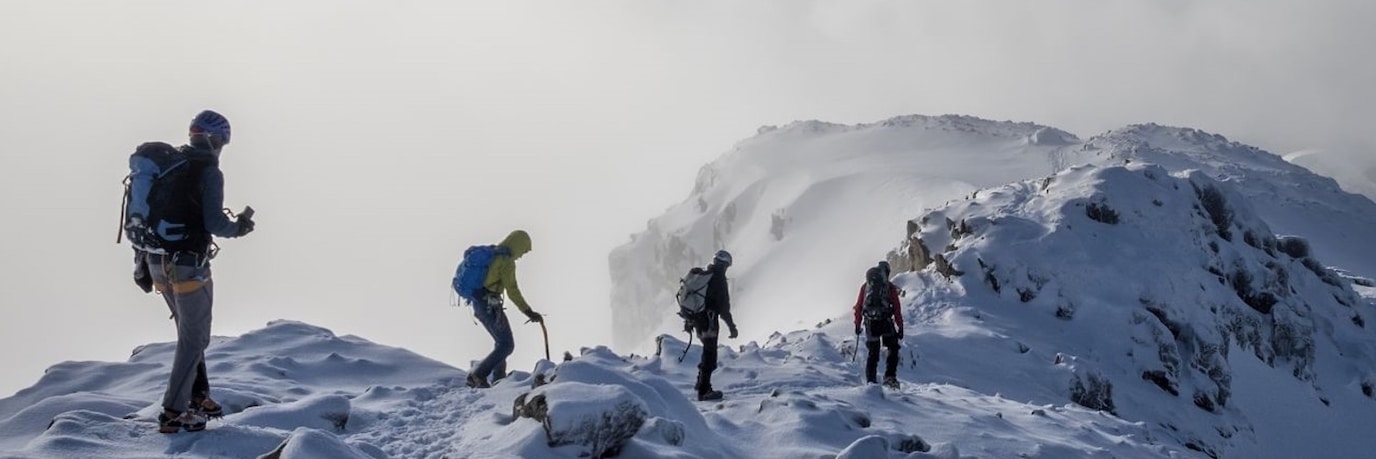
[{"left": 611, "top": 116, "right": 1376, "bottom": 352}]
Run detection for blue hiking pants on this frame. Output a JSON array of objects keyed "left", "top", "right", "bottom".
[{"left": 471, "top": 303, "right": 513, "bottom": 383}]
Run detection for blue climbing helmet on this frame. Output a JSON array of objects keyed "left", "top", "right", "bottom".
[{"left": 190, "top": 110, "right": 231, "bottom": 146}]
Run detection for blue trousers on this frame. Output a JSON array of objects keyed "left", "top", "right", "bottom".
[{"left": 471, "top": 303, "right": 513, "bottom": 382}]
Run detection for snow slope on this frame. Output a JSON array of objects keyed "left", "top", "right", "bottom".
[
  {"left": 610, "top": 116, "right": 1376, "bottom": 353},
  {"left": 899, "top": 162, "right": 1376, "bottom": 458},
  {"left": 1064, "top": 124, "right": 1376, "bottom": 281},
  {"left": 0, "top": 319, "right": 1205, "bottom": 459},
  {"left": 610, "top": 115, "right": 1081, "bottom": 350}
]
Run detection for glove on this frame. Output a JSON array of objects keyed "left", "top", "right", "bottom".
[
  {"left": 682, "top": 319, "right": 695, "bottom": 333},
  {"left": 898, "top": 329, "right": 904, "bottom": 339},
  {"left": 523, "top": 309, "right": 544, "bottom": 324},
  {"left": 728, "top": 325, "right": 738, "bottom": 339},
  {"left": 855, "top": 326, "right": 862, "bottom": 336},
  {"left": 235, "top": 214, "right": 255, "bottom": 237}
]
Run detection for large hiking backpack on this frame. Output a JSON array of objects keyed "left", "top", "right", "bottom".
[
  {"left": 119, "top": 142, "right": 215, "bottom": 254},
  {"left": 861, "top": 268, "right": 891, "bottom": 322},
  {"left": 676, "top": 267, "right": 713, "bottom": 319},
  {"left": 453, "top": 245, "right": 509, "bottom": 305}
]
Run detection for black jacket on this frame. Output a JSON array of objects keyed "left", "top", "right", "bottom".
[{"left": 703, "top": 262, "right": 737, "bottom": 333}]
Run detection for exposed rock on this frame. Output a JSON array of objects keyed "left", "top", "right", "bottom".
[
  {"left": 637, "top": 417, "right": 685, "bottom": 446},
  {"left": 515, "top": 382, "right": 648, "bottom": 459},
  {"left": 1069, "top": 371, "right": 1116, "bottom": 415}
]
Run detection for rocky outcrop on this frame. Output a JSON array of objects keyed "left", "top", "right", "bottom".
[{"left": 906, "top": 162, "right": 1372, "bottom": 455}]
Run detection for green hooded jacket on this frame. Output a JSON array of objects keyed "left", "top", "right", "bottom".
[{"left": 483, "top": 230, "right": 533, "bottom": 314}]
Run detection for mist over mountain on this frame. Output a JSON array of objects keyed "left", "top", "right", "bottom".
[
  {"left": 610, "top": 115, "right": 1082, "bottom": 350},
  {"left": 1282, "top": 147, "right": 1376, "bottom": 203},
  {"left": 610, "top": 115, "right": 1376, "bottom": 351}
]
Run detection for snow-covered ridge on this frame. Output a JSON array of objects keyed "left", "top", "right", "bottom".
[
  {"left": 1066, "top": 123, "right": 1310, "bottom": 177},
  {"left": 611, "top": 115, "right": 1376, "bottom": 353},
  {"left": 693, "top": 115, "right": 1076, "bottom": 196},
  {"left": 1071, "top": 123, "right": 1376, "bottom": 278},
  {"left": 612, "top": 115, "right": 1080, "bottom": 350},
  {"left": 892, "top": 162, "right": 1376, "bottom": 457},
  {"left": 754, "top": 114, "right": 1076, "bottom": 142}
]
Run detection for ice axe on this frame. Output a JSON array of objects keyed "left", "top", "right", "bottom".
[
  {"left": 678, "top": 332, "right": 694, "bottom": 363},
  {"left": 852, "top": 331, "right": 860, "bottom": 363},
  {"left": 526, "top": 314, "right": 550, "bottom": 361},
  {"left": 538, "top": 321, "right": 551, "bottom": 361}
]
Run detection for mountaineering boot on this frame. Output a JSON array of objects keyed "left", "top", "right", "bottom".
[
  {"left": 695, "top": 374, "right": 718, "bottom": 400},
  {"left": 191, "top": 395, "right": 223, "bottom": 418},
  {"left": 883, "top": 375, "right": 900, "bottom": 389},
  {"left": 157, "top": 410, "right": 207, "bottom": 433},
  {"left": 466, "top": 374, "right": 491, "bottom": 389}
]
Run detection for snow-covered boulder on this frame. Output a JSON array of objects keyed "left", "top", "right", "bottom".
[
  {"left": 235, "top": 394, "right": 353, "bottom": 432},
  {"left": 516, "top": 381, "right": 647, "bottom": 458},
  {"left": 258, "top": 427, "right": 380, "bottom": 459}
]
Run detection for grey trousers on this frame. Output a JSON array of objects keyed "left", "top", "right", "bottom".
[{"left": 148, "top": 259, "right": 214, "bottom": 413}]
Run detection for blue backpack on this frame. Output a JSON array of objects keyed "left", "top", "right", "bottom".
[{"left": 453, "top": 245, "right": 509, "bottom": 305}]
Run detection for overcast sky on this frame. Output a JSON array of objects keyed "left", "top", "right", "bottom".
[{"left": 1, "top": 1, "right": 1373, "bottom": 398}]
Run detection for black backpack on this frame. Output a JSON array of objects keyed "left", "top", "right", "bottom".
[
  {"left": 119, "top": 142, "right": 215, "bottom": 254},
  {"left": 862, "top": 268, "right": 891, "bottom": 322}
]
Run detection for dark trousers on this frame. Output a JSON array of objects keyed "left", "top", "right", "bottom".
[
  {"left": 191, "top": 361, "right": 209, "bottom": 400},
  {"left": 696, "top": 335, "right": 719, "bottom": 393},
  {"left": 472, "top": 303, "right": 513, "bottom": 382},
  {"left": 865, "top": 334, "right": 901, "bottom": 383}
]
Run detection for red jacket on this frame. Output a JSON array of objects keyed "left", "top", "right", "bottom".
[{"left": 853, "top": 282, "right": 903, "bottom": 330}]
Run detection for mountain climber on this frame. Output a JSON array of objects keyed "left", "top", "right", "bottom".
[
  {"left": 464, "top": 230, "right": 544, "bottom": 389},
  {"left": 125, "top": 110, "right": 255, "bottom": 433},
  {"left": 854, "top": 263, "right": 903, "bottom": 388},
  {"left": 684, "top": 250, "right": 738, "bottom": 401}
]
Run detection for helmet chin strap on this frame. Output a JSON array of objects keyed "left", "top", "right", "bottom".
[{"left": 189, "top": 133, "right": 225, "bottom": 154}]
